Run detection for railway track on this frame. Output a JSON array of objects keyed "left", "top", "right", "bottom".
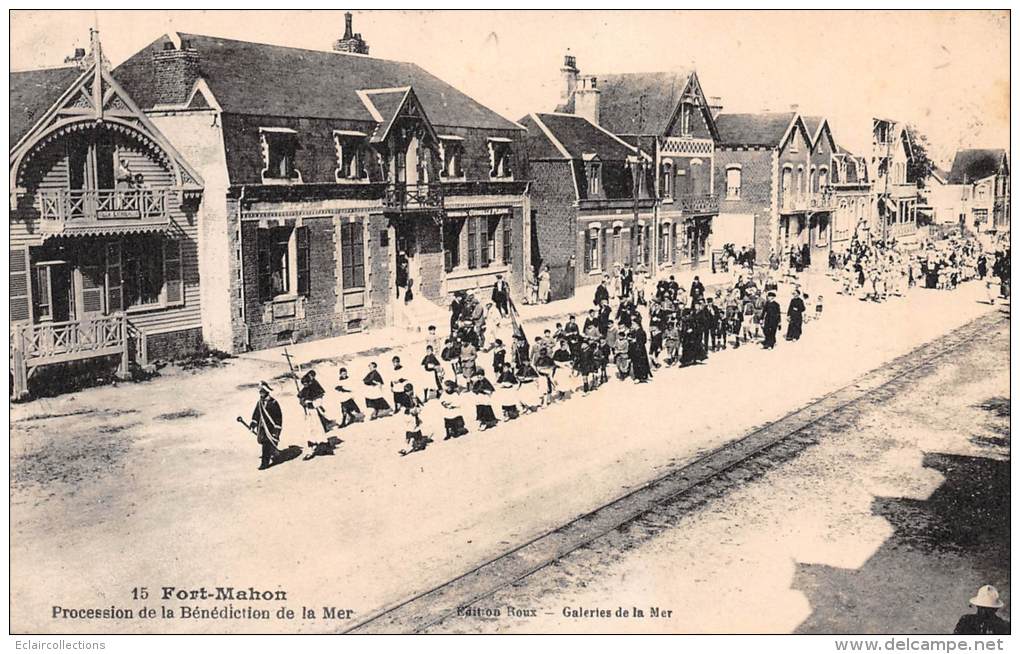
[{"left": 345, "top": 310, "right": 1009, "bottom": 634}]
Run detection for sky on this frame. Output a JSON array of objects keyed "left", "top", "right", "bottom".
[{"left": 9, "top": 9, "right": 1010, "bottom": 165}]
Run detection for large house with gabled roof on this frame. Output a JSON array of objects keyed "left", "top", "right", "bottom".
[
  {"left": 112, "top": 17, "right": 530, "bottom": 353},
  {"left": 519, "top": 111, "right": 655, "bottom": 300},
  {"left": 713, "top": 111, "right": 836, "bottom": 264},
  {"left": 947, "top": 148, "right": 1010, "bottom": 236},
  {"left": 10, "top": 31, "right": 205, "bottom": 398},
  {"left": 554, "top": 54, "right": 722, "bottom": 276}
]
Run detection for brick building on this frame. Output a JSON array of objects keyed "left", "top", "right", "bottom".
[
  {"left": 10, "top": 32, "right": 205, "bottom": 397},
  {"left": 113, "top": 19, "right": 529, "bottom": 353},
  {"left": 553, "top": 55, "right": 721, "bottom": 278},
  {"left": 713, "top": 111, "right": 836, "bottom": 266},
  {"left": 519, "top": 112, "right": 655, "bottom": 300}
]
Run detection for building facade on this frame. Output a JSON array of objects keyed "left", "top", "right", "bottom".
[
  {"left": 828, "top": 147, "right": 871, "bottom": 252},
  {"left": 113, "top": 21, "right": 530, "bottom": 353},
  {"left": 946, "top": 148, "right": 1010, "bottom": 238},
  {"left": 554, "top": 55, "right": 721, "bottom": 278},
  {"left": 520, "top": 112, "right": 655, "bottom": 300},
  {"left": 868, "top": 118, "right": 924, "bottom": 244},
  {"left": 10, "top": 34, "right": 205, "bottom": 397},
  {"left": 713, "top": 111, "right": 836, "bottom": 266}
]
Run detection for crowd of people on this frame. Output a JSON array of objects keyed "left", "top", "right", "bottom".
[
  {"left": 830, "top": 234, "right": 1011, "bottom": 303},
  {"left": 248, "top": 263, "right": 824, "bottom": 466},
  {"left": 245, "top": 231, "right": 1005, "bottom": 468}
]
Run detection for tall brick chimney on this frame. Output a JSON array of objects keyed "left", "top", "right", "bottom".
[
  {"left": 574, "top": 75, "right": 601, "bottom": 126},
  {"left": 559, "top": 52, "right": 579, "bottom": 111},
  {"left": 334, "top": 11, "right": 370, "bottom": 55},
  {"left": 708, "top": 96, "right": 723, "bottom": 120},
  {"left": 151, "top": 38, "right": 200, "bottom": 106}
]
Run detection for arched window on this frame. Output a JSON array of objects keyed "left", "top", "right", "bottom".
[
  {"left": 661, "top": 160, "right": 674, "bottom": 199},
  {"left": 819, "top": 167, "right": 828, "bottom": 190},
  {"left": 782, "top": 167, "right": 794, "bottom": 208},
  {"left": 690, "top": 159, "right": 704, "bottom": 196},
  {"left": 725, "top": 166, "right": 742, "bottom": 199}
]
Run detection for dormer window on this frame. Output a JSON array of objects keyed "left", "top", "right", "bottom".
[
  {"left": 788, "top": 132, "right": 799, "bottom": 154},
  {"left": 334, "top": 130, "right": 368, "bottom": 182},
  {"left": 260, "top": 127, "right": 301, "bottom": 182},
  {"left": 439, "top": 135, "right": 465, "bottom": 180},
  {"left": 488, "top": 138, "right": 513, "bottom": 180},
  {"left": 583, "top": 154, "right": 601, "bottom": 196}
]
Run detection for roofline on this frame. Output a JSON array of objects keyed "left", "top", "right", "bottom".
[
  {"left": 528, "top": 113, "right": 579, "bottom": 200},
  {"left": 527, "top": 113, "right": 572, "bottom": 160},
  {"left": 174, "top": 31, "right": 411, "bottom": 64}
]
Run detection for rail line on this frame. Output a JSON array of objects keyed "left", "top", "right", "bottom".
[{"left": 344, "top": 311, "right": 1008, "bottom": 634}]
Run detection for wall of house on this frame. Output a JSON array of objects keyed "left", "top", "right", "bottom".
[
  {"left": 149, "top": 109, "right": 233, "bottom": 352},
  {"left": 528, "top": 159, "right": 579, "bottom": 300},
  {"left": 232, "top": 199, "right": 392, "bottom": 352},
  {"left": 714, "top": 147, "right": 774, "bottom": 257}
]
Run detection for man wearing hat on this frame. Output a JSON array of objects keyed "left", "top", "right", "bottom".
[
  {"left": 762, "top": 290, "right": 781, "bottom": 350},
  {"left": 954, "top": 585, "right": 1010, "bottom": 634},
  {"left": 249, "top": 382, "right": 283, "bottom": 470}
]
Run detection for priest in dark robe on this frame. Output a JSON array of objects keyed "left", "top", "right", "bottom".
[
  {"left": 249, "top": 381, "right": 283, "bottom": 470},
  {"left": 628, "top": 317, "right": 653, "bottom": 383},
  {"left": 785, "top": 289, "right": 806, "bottom": 341},
  {"left": 762, "top": 291, "right": 782, "bottom": 349}
]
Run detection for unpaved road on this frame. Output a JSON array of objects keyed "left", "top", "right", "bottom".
[
  {"left": 9, "top": 277, "right": 1005, "bottom": 633},
  {"left": 425, "top": 314, "right": 1010, "bottom": 634}
]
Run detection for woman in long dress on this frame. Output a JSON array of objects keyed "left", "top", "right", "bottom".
[{"left": 537, "top": 265, "right": 551, "bottom": 304}]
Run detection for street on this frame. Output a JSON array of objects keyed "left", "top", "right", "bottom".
[
  {"left": 9, "top": 275, "right": 1006, "bottom": 634},
  {"left": 425, "top": 308, "right": 1010, "bottom": 634}
]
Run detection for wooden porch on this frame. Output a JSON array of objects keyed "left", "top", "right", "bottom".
[{"left": 10, "top": 313, "right": 149, "bottom": 399}]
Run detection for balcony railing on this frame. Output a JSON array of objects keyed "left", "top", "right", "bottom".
[
  {"left": 37, "top": 188, "right": 171, "bottom": 228},
  {"left": 781, "top": 190, "right": 835, "bottom": 212},
  {"left": 890, "top": 221, "right": 917, "bottom": 238},
  {"left": 10, "top": 313, "right": 146, "bottom": 398},
  {"left": 676, "top": 193, "right": 719, "bottom": 215},
  {"left": 384, "top": 183, "right": 443, "bottom": 212}
]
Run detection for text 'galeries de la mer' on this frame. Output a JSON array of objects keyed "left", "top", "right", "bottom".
[{"left": 9, "top": 14, "right": 1010, "bottom": 396}]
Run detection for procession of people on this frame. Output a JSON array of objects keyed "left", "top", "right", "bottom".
[{"left": 244, "top": 232, "right": 1001, "bottom": 469}]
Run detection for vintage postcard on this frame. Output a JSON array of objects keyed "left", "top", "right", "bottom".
[{"left": 7, "top": 8, "right": 1011, "bottom": 644}]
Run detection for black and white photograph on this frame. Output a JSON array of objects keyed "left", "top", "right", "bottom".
[{"left": 6, "top": 7, "right": 1012, "bottom": 647}]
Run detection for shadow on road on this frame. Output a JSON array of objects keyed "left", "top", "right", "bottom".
[{"left": 792, "top": 448, "right": 1010, "bottom": 634}]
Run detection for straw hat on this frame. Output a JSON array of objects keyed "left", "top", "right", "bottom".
[{"left": 970, "top": 585, "right": 1004, "bottom": 609}]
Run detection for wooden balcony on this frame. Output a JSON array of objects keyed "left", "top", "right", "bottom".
[
  {"left": 10, "top": 313, "right": 149, "bottom": 399},
  {"left": 36, "top": 188, "right": 173, "bottom": 235},
  {"left": 384, "top": 183, "right": 443, "bottom": 212}
]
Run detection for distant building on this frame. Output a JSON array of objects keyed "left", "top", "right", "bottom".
[
  {"left": 828, "top": 146, "right": 871, "bottom": 252},
  {"left": 113, "top": 24, "right": 529, "bottom": 353},
  {"left": 10, "top": 31, "right": 205, "bottom": 397},
  {"left": 868, "top": 118, "right": 923, "bottom": 244},
  {"left": 946, "top": 148, "right": 1010, "bottom": 236}
]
